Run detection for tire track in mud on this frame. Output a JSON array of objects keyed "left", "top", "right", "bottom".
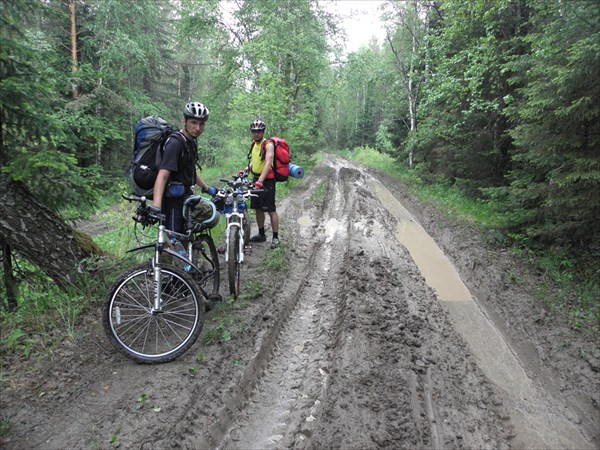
[
  {"left": 214, "top": 156, "right": 509, "bottom": 449},
  {"left": 306, "top": 158, "right": 509, "bottom": 449},
  {"left": 363, "top": 165, "right": 593, "bottom": 449},
  {"left": 219, "top": 164, "right": 357, "bottom": 449}
]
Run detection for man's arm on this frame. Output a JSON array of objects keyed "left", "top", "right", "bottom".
[
  {"left": 153, "top": 169, "right": 170, "bottom": 209},
  {"left": 195, "top": 172, "right": 210, "bottom": 191},
  {"left": 258, "top": 142, "right": 275, "bottom": 183}
]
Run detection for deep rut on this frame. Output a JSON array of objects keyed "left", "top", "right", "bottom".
[
  {"left": 220, "top": 164, "right": 355, "bottom": 448},
  {"left": 216, "top": 158, "right": 510, "bottom": 449}
]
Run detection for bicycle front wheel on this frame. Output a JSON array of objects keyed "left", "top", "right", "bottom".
[
  {"left": 242, "top": 213, "right": 251, "bottom": 248},
  {"left": 191, "top": 234, "right": 220, "bottom": 296},
  {"left": 228, "top": 223, "right": 241, "bottom": 299},
  {"left": 103, "top": 264, "right": 203, "bottom": 364}
]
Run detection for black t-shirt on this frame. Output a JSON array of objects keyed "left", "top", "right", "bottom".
[{"left": 157, "top": 131, "right": 198, "bottom": 187}]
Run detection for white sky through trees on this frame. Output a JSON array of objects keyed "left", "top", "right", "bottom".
[
  {"left": 322, "top": 0, "right": 387, "bottom": 54},
  {"left": 218, "top": 0, "right": 387, "bottom": 56}
]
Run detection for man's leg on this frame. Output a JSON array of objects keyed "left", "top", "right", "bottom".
[
  {"left": 269, "top": 211, "right": 279, "bottom": 234},
  {"left": 249, "top": 209, "right": 267, "bottom": 242},
  {"left": 269, "top": 211, "right": 280, "bottom": 248},
  {"left": 255, "top": 210, "right": 266, "bottom": 230}
]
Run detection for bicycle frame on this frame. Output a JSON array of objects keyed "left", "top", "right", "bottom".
[
  {"left": 123, "top": 194, "right": 219, "bottom": 308},
  {"left": 224, "top": 203, "right": 247, "bottom": 265},
  {"left": 104, "top": 194, "right": 220, "bottom": 364}
]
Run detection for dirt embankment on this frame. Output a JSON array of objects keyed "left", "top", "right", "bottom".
[{"left": 1, "top": 155, "right": 597, "bottom": 449}]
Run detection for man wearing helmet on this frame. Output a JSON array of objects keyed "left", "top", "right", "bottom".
[
  {"left": 153, "top": 101, "right": 217, "bottom": 232},
  {"left": 244, "top": 119, "right": 280, "bottom": 249}
]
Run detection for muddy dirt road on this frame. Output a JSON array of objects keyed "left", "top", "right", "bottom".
[{"left": 1, "top": 154, "right": 598, "bottom": 449}]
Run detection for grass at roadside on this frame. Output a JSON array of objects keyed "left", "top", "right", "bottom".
[{"left": 337, "top": 146, "right": 599, "bottom": 338}]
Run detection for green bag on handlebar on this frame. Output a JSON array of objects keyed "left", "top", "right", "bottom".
[{"left": 184, "top": 195, "right": 220, "bottom": 230}]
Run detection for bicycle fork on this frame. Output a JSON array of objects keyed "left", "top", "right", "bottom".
[
  {"left": 225, "top": 216, "right": 245, "bottom": 265},
  {"left": 152, "top": 225, "right": 168, "bottom": 313}
]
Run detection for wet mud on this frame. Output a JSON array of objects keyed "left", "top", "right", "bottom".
[{"left": 1, "top": 155, "right": 597, "bottom": 449}]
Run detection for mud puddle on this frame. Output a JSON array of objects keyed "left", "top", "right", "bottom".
[{"left": 368, "top": 176, "right": 592, "bottom": 450}]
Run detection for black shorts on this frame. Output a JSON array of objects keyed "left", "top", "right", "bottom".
[
  {"left": 250, "top": 178, "right": 276, "bottom": 212},
  {"left": 163, "top": 196, "right": 186, "bottom": 232}
]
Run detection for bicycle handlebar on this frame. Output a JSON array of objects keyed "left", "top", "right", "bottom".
[
  {"left": 122, "top": 193, "right": 144, "bottom": 202},
  {"left": 217, "top": 174, "right": 266, "bottom": 194},
  {"left": 122, "top": 193, "right": 165, "bottom": 226}
]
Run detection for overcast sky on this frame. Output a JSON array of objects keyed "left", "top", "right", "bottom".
[
  {"left": 219, "top": 0, "right": 387, "bottom": 55},
  {"left": 323, "top": 0, "right": 387, "bottom": 54}
]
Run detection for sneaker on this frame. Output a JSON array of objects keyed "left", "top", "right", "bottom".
[
  {"left": 270, "top": 237, "right": 280, "bottom": 249},
  {"left": 249, "top": 234, "right": 267, "bottom": 243}
]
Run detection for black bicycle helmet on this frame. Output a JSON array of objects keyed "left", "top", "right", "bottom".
[
  {"left": 249, "top": 119, "right": 266, "bottom": 131},
  {"left": 184, "top": 102, "right": 209, "bottom": 120}
]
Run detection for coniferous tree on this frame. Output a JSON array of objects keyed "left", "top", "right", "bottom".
[{"left": 503, "top": 0, "right": 600, "bottom": 249}]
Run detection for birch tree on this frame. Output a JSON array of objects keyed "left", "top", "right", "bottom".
[{"left": 383, "top": 0, "right": 431, "bottom": 167}]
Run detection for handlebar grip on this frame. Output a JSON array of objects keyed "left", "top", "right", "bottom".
[
  {"left": 146, "top": 205, "right": 164, "bottom": 222},
  {"left": 122, "top": 193, "right": 147, "bottom": 203}
]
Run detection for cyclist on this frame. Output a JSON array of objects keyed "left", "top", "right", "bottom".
[
  {"left": 242, "top": 119, "right": 280, "bottom": 249},
  {"left": 153, "top": 102, "right": 218, "bottom": 232}
]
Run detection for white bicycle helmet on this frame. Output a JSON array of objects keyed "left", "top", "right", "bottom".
[
  {"left": 249, "top": 119, "right": 266, "bottom": 131},
  {"left": 184, "top": 102, "right": 209, "bottom": 120}
]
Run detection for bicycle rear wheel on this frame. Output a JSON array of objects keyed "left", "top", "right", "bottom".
[
  {"left": 103, "top": 264, "right": 203, "bottom": 364},
  {"left": 228, "top": 222, "right": 241, "bottom": 299},
  {"left": 191, "top": 234, "right": 220, "bottom": 296}
]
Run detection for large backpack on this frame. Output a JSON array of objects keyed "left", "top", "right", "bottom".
[
  {"left": 249, "top": 137, "right": 291, "bottom": 182},
  {"left": 129, "top": 115, "right": 183, "bottom": 197}
]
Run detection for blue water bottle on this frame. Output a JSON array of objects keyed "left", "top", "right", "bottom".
[{"left": 171, "top": 237, "right": 191, "bottom": 271}]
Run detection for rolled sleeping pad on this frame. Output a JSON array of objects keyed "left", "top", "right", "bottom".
[{"left": 289, "top": 163, "right": 304, "bottom": 179}]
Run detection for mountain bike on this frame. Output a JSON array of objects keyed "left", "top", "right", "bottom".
[
  {"left": 102, "top": 194, "right": 221, "bottom": 364},
  {"left": 213, "top": 175, "right": 262, "bottom": 299}
]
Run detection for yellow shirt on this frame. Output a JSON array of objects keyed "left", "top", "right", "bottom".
[{"left": 250, "top": 138, "right": 267, "bottom": 176}]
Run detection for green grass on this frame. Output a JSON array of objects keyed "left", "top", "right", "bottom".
[
  {"left": 0, "top": 257, "right": 103, "bottom": 358},
  {"left": 260, "top": 237, "right": 289, "bottom": 272},
  {"left": 0, "top": 417, "right": 11, "bottom": 438},
  {"left": 201, "top": 308, "right": 238, "bottom": 345},
  {"left": 524, "top": 250, "right": 600, "bottom": 334},
  {"left": 239, "top": 280, "right": 264, "bottom": 301},
  {"left": 311, "top": 179, "right": 327, "bottom": 206}
]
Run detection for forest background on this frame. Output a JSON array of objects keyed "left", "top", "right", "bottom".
[{"left": 1, "top": 0, "right": 598, "bottom": 349}]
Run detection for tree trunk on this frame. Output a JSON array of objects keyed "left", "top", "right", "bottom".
[
  {"left": 69, "top": 0, "right": 80, "bottom": 99},
  {"left": 0, "top": 173, "right": 103, "bottom": 289},
  {"left": 1, "top": 236, "right": 18, "bottom": 310},
  {"left": 386, "top": 0, "right": 431, "bottom": 168}
]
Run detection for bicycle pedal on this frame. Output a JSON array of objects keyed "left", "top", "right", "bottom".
[
  {"left": 243, "top": 245, "right": 252, "bottom": 255},
  {"left": 208, "top": 293, "right": 223, "bottom": 302},
  {"left": 217, "top": 246, "right": 225, "bottom": 254}
]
